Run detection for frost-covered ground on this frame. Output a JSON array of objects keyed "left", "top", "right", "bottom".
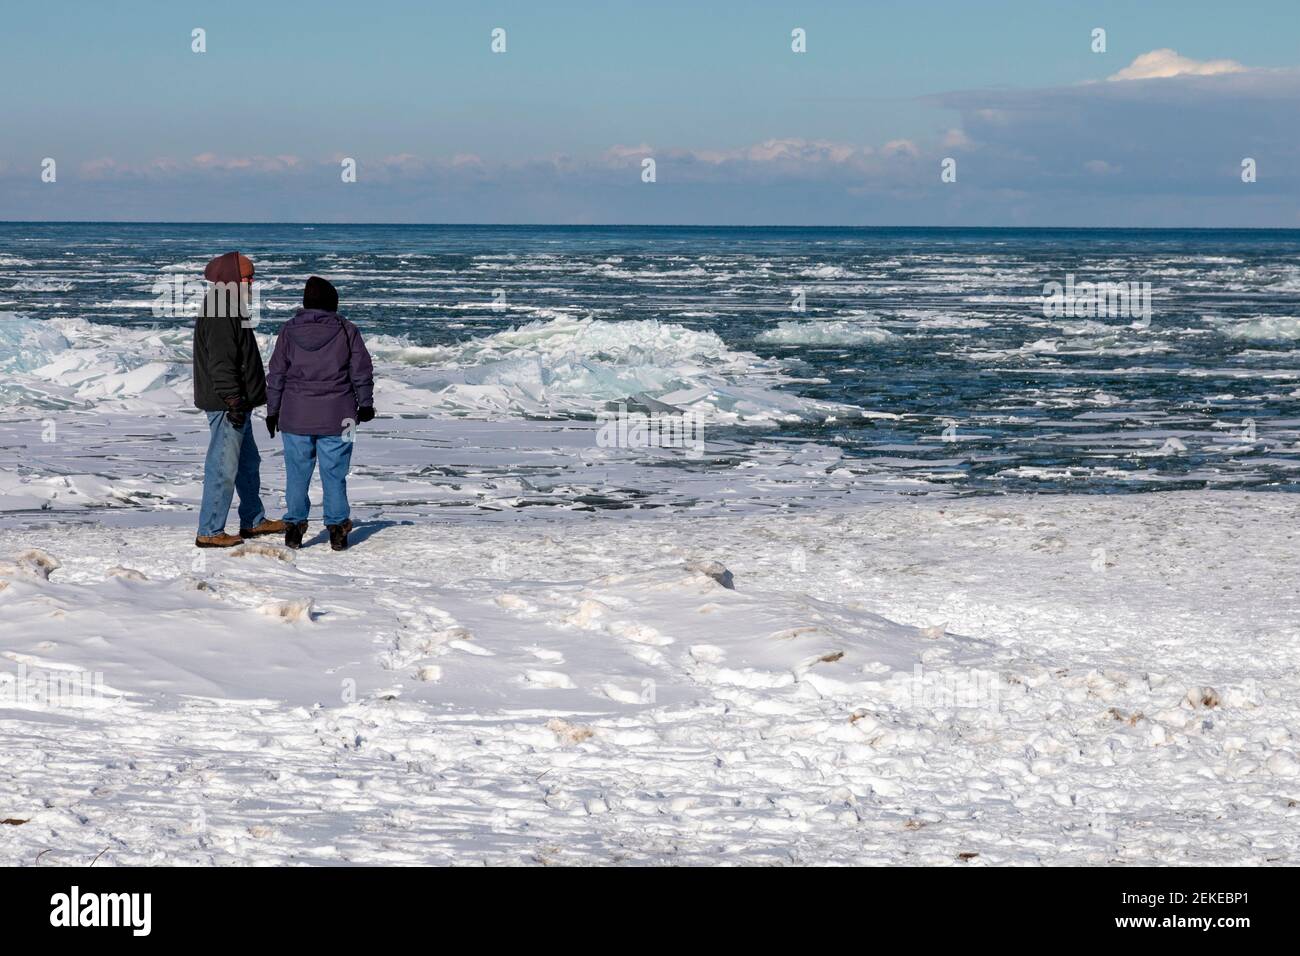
[
  {"left": 2, "top": 491, "right": 1298, "bottom": 866},
  {"left": 2, "top": 304, "right": 1298, "bottom": 865}
]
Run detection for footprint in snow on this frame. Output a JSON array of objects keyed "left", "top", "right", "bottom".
[
  {"left": 495, "top": 593, "right": 537, "bottom": 613},
  {"left": 689, "top": 644, "right": 726, "bottom": 664},
  {"left": 523, "top": 670, "right": 577, "bottom": 690},
  {"left": 256, "top": 598, "right": 315, "bottom": 622},
  {"left": 608, "top": 620, "right": 672, "bottom": 646},
  {"left": 597, "top": 683, "right": 646, "bottom": 705}
]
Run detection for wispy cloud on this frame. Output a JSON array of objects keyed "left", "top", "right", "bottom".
[
  {"left": 7, "top": 54, "right": 1299, "bottom": 226},
  {"left": 61, "top": 137, "right": 925, "bottom": 187},
  {"left": 191, "top": 153, "right": 303, "bottom": 172},
  {"left": 1108, "top": 48, "right": 1248, "bottom": 82},
  {"left": 78, "top": 154, "right": 304, "bottom": 179}
]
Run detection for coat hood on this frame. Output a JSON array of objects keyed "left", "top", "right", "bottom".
[
  {"left": 285, "top": 308, "right": 346, "bottom": 352},
  {"left": 265, "top": 306, "right": 375, "bottom": 435}
]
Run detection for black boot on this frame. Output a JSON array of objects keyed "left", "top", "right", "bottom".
[
  {"left": 285, "top": 521, "right": 309, "bottom": 550},
  {"left": 327, "top": 519, "right": 353, "bottom": 552}
]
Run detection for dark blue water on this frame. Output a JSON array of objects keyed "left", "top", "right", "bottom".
[{"left": 3, "top": 223, "right": 1300, "bottom": 493}]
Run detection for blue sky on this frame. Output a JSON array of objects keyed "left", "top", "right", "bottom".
[{"left": 2, "top": 0, "right": 1297, "bottom": 225}]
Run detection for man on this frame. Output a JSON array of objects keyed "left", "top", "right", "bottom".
[{"left": 193, "top": 251, "right": 285, "bottom": 547}]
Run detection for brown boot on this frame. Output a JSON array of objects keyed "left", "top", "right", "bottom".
[
  {"left": 240, "top": 519, "right": 288, "bottom": 539},
  {"left": 327, "top": 519, "right": 353, "bottom": 552},
  {"left": 195, "top": 531, "right": 243, "bottom": 548}
]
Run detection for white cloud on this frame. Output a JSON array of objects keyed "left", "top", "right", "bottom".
[
  {"left": 602, "top": 143, "right": 655, "bottom": 161},
  {"left": 1109, "top": 48, "right": 1247, "bottom": 81},
  {"left": 1084, "top": 159, "right": 1120, "bottom": 175},
  {"left": 881, "top": 139, "right": 919, "bottom": 158},
  {"left": 191, "top": 153, "right": 303, "bottom": 172},
  {"left": 628, "top": 138, "right": 869, "bottom": 167},
  {"left": 942, "top": 128, "right": 972, "bottom": 149}
]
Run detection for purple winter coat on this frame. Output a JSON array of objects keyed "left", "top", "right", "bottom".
[{"left": 266, "top": 308, "right": 375, "bottom": 436}]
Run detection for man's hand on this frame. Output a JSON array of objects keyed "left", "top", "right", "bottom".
[
  {"left": 223, "top": 396, "right": 246, "bottom": 429},
  {"left": 357, "top": 406, "right": 376, "bottom": 423},
  {"left": 266, "top": 413, "right": 279, "bottom": 438}
]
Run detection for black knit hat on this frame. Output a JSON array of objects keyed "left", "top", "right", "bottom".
[{"left": 303, "top": 275, "right": 339, "bottom": 312}]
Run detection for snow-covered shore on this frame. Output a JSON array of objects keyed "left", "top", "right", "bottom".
[
  {"left": 2, "top": 303, "right": 1298, "bottom": 864},
  {"left": 2, "top": 491, "right": 1298, "bottom": 865}
]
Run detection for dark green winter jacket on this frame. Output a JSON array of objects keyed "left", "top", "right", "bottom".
[{"left": 192, "top": 259, "right": 267, "bottom": 412}]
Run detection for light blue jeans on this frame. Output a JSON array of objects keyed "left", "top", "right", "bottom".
[
  {"left": 198, "top": 411, "right": 267, "bottom": 536},
  {"left": 282, "top": 432, "right": 354, "bottom": 526}
]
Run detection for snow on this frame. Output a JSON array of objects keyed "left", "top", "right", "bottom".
[
  {"left": 366, "top": 314, "right": 865, "bottom": 423},
  {"left": 756, "top": 319, "right": 895, "bottom": 346},
  {"left": 2, "top": 304, "right": 1297, "bottom": 865},
  {"left": 1220, "top": 315, "right": 1300, "bottom": 343},
  {"left": 0, "top": 311, "right": 865, "bottom": 424},
  {"left": 2, "top": 491, "right": 1298, "bottom": 865}
]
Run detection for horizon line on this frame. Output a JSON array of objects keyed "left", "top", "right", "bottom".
[{"left": 3, "top": 220, "right": 1299, "bottom": 232}]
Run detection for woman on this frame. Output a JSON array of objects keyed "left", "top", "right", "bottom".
[{"left": 265, "top": 276, "right": 375, "bottom": 551}]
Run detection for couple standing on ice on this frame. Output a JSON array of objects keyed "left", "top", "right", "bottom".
[{"left": 193, "top": 251, "right": 375, "bottom": 552}]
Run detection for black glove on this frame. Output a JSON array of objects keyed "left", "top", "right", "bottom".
[
  {"left": 266, "top": 413, "right": 279, "bottom": 438},
  {"left": 357, "top": 406, "right": 376, "bottom": 423},
  {"left": 223, "top": 396, "right": 246, "bottom": 428}
]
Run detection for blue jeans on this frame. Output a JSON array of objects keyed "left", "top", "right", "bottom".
[
  {"left": 282, "top": 432, "right": 354, "bottom": 526},
  {"left": 198, "top": 411, "right": 268, "bottom": 536}
]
